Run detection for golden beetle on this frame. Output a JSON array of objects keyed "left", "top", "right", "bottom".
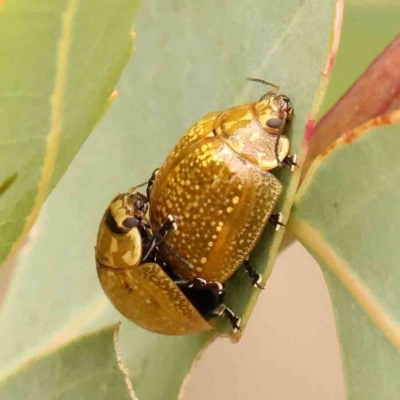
[
  {"left": 149, "top": 79, "right": 295, "bottom": 287},
  {"left": 95, "top": 186, "right": 241, "bottom": 335}
]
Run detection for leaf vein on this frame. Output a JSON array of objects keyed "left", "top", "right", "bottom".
[
  {"left": 4, "top": 0, "right": 79, "bottom": 263},
  {"left": 289, "top": 217, "right": 400, "bottom": 352}
]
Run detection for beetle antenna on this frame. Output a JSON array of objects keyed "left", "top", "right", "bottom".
[
  {"left": 127, "top": 181, "right": 148, "bottom": 194},
  {"left": 247, "top": 78, "right": 280, "bottom": 95}
]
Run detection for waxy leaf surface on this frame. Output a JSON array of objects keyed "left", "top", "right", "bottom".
[
  {"left": 0, "top": 1, "right": 340, "bottom": 399},
  {"left": 290, "top": 112, "right": 400, "bottom": 400},
  {"left": 0, "top": 325, "right": 135, "bottom": 400}
]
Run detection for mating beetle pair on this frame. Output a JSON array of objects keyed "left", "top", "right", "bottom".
[{"left": 95, "top": 79, "right": 295, "bottom": 335}]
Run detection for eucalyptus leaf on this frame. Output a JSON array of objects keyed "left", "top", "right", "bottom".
[
  {"left": 290, "top": 112, "right": 400, "bottom": 400},
  {"left": 0, "top": 325, "right": 135, "bottom": 400},
  {"left": 0, "top": 1, "right": 340, "bottom": 399},
  {"left": 0, "top": 0, "right": 140, "bottom": 264}
]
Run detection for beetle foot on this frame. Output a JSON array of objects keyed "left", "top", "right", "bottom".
[
  {"left": 269, "top": 212, "right": 285, "bottom": 231},
  {"left": 224, "top": 307, "right": 242, "bottom": 333},
  {"left": 212, "top": 305, "right": 241, "bottom": 332},
  {"left": 187, "top": 277, "right": 207, "bottom": 288},
  {"left": 166, "top": 214, "right": 179, "bottom": 231},
  {"left": 283, "top": 154, "right": 298, "bottom": 172},
  {"left": 200, "top": 280, "right": 224, "bottom": 296},
  {"left": 184, "top": 278, "right": 224, "bottom": 295},
  {"left": 252, "top": 274, "right": 265, "bottom": 290},
  {"left": 209, "top": 281, "right": 224, "bottom": 295},
  {"left": 146, "top": 168, "right": 159, "bottom": 200},
  {"left": 243, "top": 260, "right": 265, "bottom": 290},
  {"left": 158, "top": 214, "right": 178, "bottom": 237}
]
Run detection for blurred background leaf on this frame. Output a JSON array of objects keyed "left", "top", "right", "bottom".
[
  {"left": 0, "top": 0, "right": 139, "bottom": 265},
  {"left": 289, "top": 112, "right": 400, "bottom": 400},
  {"left": 303, "top": 34, "right": 400, "bottom": 179},
  {"left": 0, "top": 325, "right": 136, "bottom": 400},
  {"left": 318, "top": 1, "right": 400, "bottom": 117}
]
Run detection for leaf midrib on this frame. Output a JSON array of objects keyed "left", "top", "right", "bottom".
[
  {"left": 5, "top": 0, "right": 79, "bottom": 264},
  {"left": 289, "top": 217, "right": 400, "bottom": 353}
]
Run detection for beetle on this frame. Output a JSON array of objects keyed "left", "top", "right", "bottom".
[
  {"left": 95, "top": 185, "right": 241, "bottom": 335},
  {"left": 149, "top": 79, "right": 295, "bottom": 287}
]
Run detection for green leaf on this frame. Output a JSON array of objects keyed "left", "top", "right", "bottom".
[
  {"left": 303, "top": 33, "right": 400, "bottom": 177},
  {"left": 0, "top": 0, "right": 140, "bottom": 264},
  {"left": 289, "top": 111, "right": 400, "bottom": 399},
  {"left": 0, "top": 1, "right": 340, "bottom": 399},
  {"left": 0, "top": 325, "right": 136, "bottom": 400}
]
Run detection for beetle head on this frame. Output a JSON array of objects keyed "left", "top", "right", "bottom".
[
  {"left": 247, "top": 77, "right": 293, "bottom": 135},
  {"left": 125, "top": 191, "right": 149, "bottom": 216},
  {"left": 254, "top": 93, "right": 293, "bottom": 136},
  {"left": 96, "top": 190, "right": 147, "bottom": 270},
  {"left": 106, "top": 190, "right": 149, "bottom": 234}
]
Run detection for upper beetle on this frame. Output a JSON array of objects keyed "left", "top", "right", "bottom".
[{"left": 149, "top": 79, "right": 295, "bottom": 286}]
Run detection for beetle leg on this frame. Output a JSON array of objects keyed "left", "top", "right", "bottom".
[
  {"left": 142, "top": 215, "right": 178, "bottom": 262},
  {"left": 243, "top": 260, "right": 265, "bottom": 290},
  {"left": 224, "top": 307, "right": 242, "bottom": 333},
  {"left": 141, "top": 238, "right": 159, "bottom": 262},
  {"left": 269, "top": 212, "right": 285, "bottom": 231},
  {"left": 162, "top": 244, "right": 194, "bottom": 270},
  {"left": 176, "top": 278, "right": 226, "bottom": 322},
  {"left": 282, "top": 154, "right": 298, "bottom": 172},
  {"left": 158, "top": 214, "right": 178, "bottom": 236},
  {"left": 146, "top": 168, "right": 159, "bottom": 201},
  {"left": 176, "top": 278, "right": 223, "bottom": 294},
  {"left": 212, "top": 305, "right": 242, "bottom": 333}
]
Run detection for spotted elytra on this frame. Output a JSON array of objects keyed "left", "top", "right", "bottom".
[{"left": 149, "top": 78, "right": 296, "bottom": 288}]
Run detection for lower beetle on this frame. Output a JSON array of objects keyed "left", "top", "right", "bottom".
[
  {"left": 95, "top": 186, "right": 241, "bottom": 335},
  {"left": 149, "top": 79, "right": 295, "bottom": 287}
]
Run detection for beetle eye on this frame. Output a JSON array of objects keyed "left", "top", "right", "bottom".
[
  {"left": 123, "top": 217, "right": 139, "bottom": 228},
  {"left": 266, "top": 118, "right": 283, "bottom": 129}
]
